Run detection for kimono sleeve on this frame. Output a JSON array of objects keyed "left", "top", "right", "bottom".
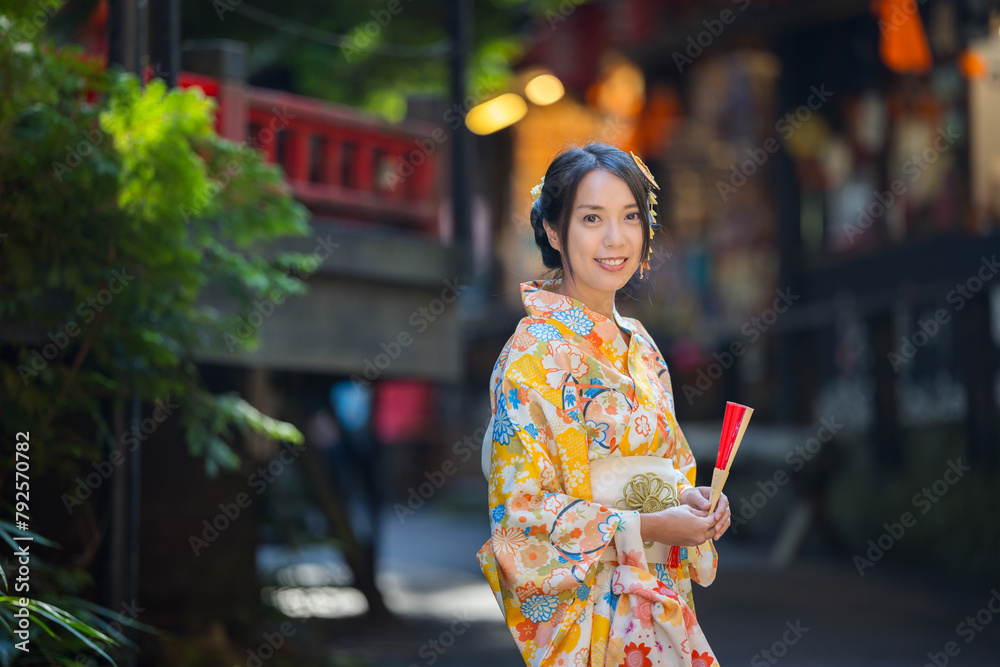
[
  {"left": 484, "top": 375, "right": 623, "bottom": 646},
  {"left": 668, "top": 420, "right": 718, "bottom": 586},
  {"left": 651, "top": 360, "right": 718, "bottom": 587}
]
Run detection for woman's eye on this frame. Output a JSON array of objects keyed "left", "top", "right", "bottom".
[
  {"left": 626, "top": 211, "right": 640, "bottom": 221},
  {"left": 584, "top": 214, "right": 599, "bottom": 223}
]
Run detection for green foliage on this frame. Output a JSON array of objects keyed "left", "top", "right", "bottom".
[
  {"left": 172, "top": 0, "right": 589, "bottom": 123},
  {"left": 0, "top": 521, "right": 153, "bottom": 666},
  {"left": 0, "top": 8, "right": 310, "bottom": 480}
]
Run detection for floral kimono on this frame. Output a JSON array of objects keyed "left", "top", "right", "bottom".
[{"left": 476, "top": 278, "right": 719, "bottom": 667}]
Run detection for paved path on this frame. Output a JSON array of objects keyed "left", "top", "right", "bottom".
[{"left": 268, "top": 502, "right": 999, "bottom": 666}]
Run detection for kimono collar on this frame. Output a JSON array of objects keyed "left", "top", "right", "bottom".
[{"left": 520, "top": 278, "right": 634, "bottom": 337}]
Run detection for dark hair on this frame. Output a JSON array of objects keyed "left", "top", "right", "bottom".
[{"left": 529, "top": 142, "right": 658, "bottom": 282}]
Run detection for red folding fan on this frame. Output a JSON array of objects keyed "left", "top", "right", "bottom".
[{"left": 708, "top": 401, "right": 753, "bottom": 514}]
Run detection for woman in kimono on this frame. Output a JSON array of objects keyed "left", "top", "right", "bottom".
[{"left": 476, "top": 143, "right": 731, "bottom": 667}]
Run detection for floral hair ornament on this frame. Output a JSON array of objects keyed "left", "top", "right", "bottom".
[
  {"left": 530, "top": 175, "right": 545, "bottom": 202},
  {"left": 630, "top": 151, "right": 660, "bottom": 279}
]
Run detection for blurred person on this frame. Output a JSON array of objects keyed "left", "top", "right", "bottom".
[
  {"left": 372, "top": 378, "right": 436, "bottom": 505},
  {"left": 477, "top": 144, "right": 730, "bottom": 666},
  {"left": 328, "top": 380, "right": 379, "bottom": 545}
]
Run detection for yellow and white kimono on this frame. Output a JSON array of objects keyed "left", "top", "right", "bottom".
[{"left": 476, "top": 278, "right": 719, "bottom": 667}]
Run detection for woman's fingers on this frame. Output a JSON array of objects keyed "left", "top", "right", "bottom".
[
  {"left": 712, "top": 506, "right": 731, "bottom": 539},
  {"left": 684, "top": 487, "right": 711, "bottom": 511},
  {"left": 708, "top": 493, "right": 728, "bottom": 519},
  {"left": 688, "top": 504, "right": 710, "bottom": 518}
]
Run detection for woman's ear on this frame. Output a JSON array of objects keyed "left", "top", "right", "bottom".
[{"left": 543, "top": 219, "right": 560, "bottom": 251}]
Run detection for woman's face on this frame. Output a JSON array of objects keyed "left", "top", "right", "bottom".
[{"left": 545, "top": 168, "right": 644, "bottom": 299}]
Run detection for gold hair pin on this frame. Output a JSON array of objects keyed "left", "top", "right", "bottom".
[{"left": 630, "top": 151, "right": 660, "bottom": 279}]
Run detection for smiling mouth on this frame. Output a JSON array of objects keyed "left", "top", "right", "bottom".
[{"left": 596, "top": 257, "right": 627, "bottom": 266}]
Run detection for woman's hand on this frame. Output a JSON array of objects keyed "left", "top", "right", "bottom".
[
  {"left": 681, "top": 486, "right": 731, "bottom": 541},
  {"left": 639, "top": 504, "right": 715, "bottom": 547},
  {"left": 680, "top": 486, "right": 710, "bottom": 511}
]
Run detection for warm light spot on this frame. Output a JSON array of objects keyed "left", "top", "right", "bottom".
[
  {"left": 959, "top": 50, "right": 989, "bottom": 79},
  {"left": 525, "top": 74, "right": 565, "bottom": 106},
  {"left": 466, "top": 93, "right": 528, "bottom": 135},
  {"left": 589, "top": 56, "right": 645, "bottom": 117}
]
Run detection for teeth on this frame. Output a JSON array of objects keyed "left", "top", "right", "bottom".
[{"left": 597, "top": 258, "right": 626, "bottom": 265}]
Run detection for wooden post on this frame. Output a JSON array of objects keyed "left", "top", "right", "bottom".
[{"left": 182, "top": 40, "right": 248, "bottom": 143}]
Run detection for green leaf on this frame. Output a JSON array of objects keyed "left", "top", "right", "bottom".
[
  {"left": 217, "top": 393, "right": 305, "bottom": 445},
  {"left": 0, "top": 521, "right": 60, "bottom": 551},
  {"left": 27, "top": 599, "right": 119, "bottom": 666}
]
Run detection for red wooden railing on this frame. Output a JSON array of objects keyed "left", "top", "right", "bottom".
[{"left": 177, "top": 72, "right": 444, "bottom": 237}]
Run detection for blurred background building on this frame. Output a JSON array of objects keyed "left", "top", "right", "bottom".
[
  {"left": 467, "top": 0, "right": 1000, "bottom": 588},
  {"left": 6, "top": 0, "right": 999, "bottom": 665}
]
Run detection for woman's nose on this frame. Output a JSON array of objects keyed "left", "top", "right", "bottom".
[{"left": 605, "top": 219, "right": 625, "bottom": 245}]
